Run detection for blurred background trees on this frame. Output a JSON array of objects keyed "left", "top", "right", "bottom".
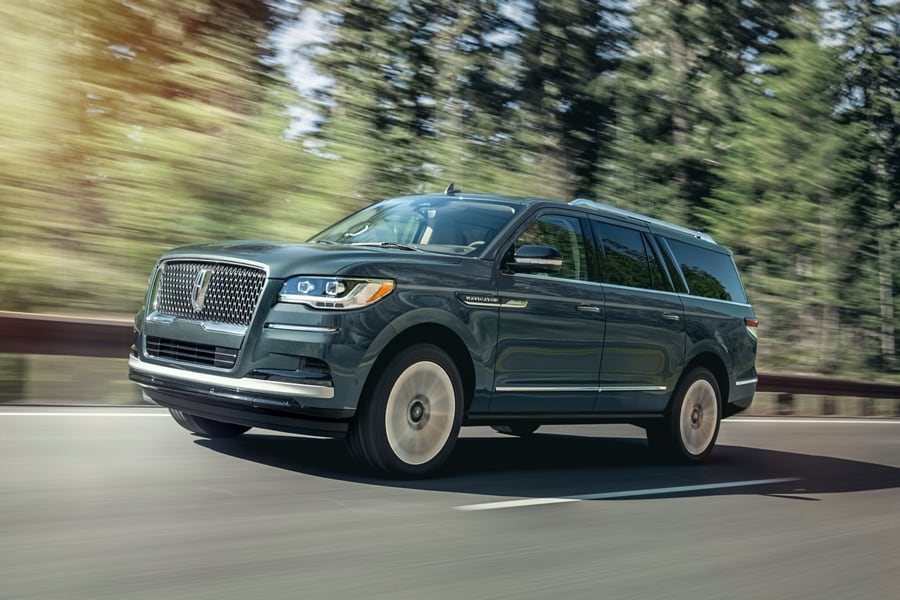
[{"left": 0, "top": 0, "right": 897, "bottom": 378}]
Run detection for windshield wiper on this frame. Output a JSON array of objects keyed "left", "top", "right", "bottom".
[{"left": 351, "top": 242, "right": 424, "bottom": 252}]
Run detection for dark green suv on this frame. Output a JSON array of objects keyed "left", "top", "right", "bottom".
[{"left": 129, "top": 187, "right": 758, "bottom": 477}]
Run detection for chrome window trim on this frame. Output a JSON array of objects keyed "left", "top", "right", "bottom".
[
  {"left": 129, "top": 355, "right": 335, "bottom": 399},
  {"left": 512, "top": 272, "right": 604, "bottom": 288},
  {"left": 600, "top": 282, "right": 753, "bottom": 308},
  {"left": 600, "top": 282, "right": 683, "bottom": 298}
]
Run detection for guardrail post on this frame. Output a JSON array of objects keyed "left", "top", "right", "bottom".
[
  {"left": 860, "top": 398, "right": 875, "bottom": 417},
  {"left": 0, "top": 355, "right": 26, "bottom": 402},
  {"left": 823, "top": 396, "right": 836, "bottom": 415},
  {"left": 777, "top": 393, "right": 794, "bottom": 416}
]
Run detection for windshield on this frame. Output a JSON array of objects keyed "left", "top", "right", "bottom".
[{"left": 310, "top": 196, "right": 520, "bottom": 255}]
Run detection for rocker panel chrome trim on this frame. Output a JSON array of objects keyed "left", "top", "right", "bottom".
[{"left": 495, "top": 385, "right": 667, "bottom": 393}]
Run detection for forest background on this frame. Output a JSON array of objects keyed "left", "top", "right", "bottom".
[{"left": 0, "top": 0, "right": 897, "bottom": 379}]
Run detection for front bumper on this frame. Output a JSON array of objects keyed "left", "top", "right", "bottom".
[{"left": 129, "top": 355, "right": 352, "bottom": 437}]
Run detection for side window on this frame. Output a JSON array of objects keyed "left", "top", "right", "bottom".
[
  {"left": 515, "top": 214, "right": 588, "bottom": 281},
  {"left": 592, "top": 221, "right": 661, "bottom": 290},
  {"left": 666, "top": 238, "right": 748, "bottom": 303}
]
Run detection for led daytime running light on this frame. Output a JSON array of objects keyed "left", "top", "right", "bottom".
[{"left": 279, "top": 277, "right": 395, "bottom": 310}]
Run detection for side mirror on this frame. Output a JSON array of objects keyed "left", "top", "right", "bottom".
[{"left": 508, "top": 245, "right": 563, "bottom": 274}]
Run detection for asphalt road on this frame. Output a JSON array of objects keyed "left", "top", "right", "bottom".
[{"left": 1, "top": 407, "right": 897, "bottom": 600}]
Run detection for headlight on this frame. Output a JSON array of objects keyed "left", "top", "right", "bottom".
[{"left": 279, "top": 277, "right": 395, "bottom": 310}]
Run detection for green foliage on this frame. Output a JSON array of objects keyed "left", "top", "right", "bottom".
[
  {"left": 0, "top": 1, "right": 896, "bottom": 377},
  {"left": 0, "top": 0, "right": 322, "bottom": 313}
]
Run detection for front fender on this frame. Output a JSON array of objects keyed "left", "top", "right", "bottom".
[{"left": 353, "top": 305, "right": 498, "bottom": 412}]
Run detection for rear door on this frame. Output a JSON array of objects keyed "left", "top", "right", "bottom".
[{"left": 589, "top": 218, "right": 686, "bottom": 414}]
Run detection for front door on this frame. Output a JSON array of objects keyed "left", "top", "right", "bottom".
[{"left": 492, "top": 212, "right": 606, "bottom": 414}]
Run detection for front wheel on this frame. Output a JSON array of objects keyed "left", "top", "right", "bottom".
[
  {"left": 348, "top": 344, "right": 463, "bottom": 478},
  {"left": 169, "top": 409, "right": 251, "bottom": 438},
  {"left": 647, "top": 367, "right": 721, "bottom": 463}
]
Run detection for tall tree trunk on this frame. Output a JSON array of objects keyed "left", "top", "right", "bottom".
[
  {"left": 669, "top": 0, "right": 689, "bottom": 199},
  {"left": 819, "top": 201, "right": 840, "bottom": 373},
  {"left": 879, "top": 227, "right": 895, "bottom": 356}
]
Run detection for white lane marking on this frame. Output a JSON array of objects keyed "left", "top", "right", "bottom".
[
  {"left": 0, "top": 412, "right": 168, "bottom": 417},
  {"left": 456, "top": 477, "right": 802, "bottom": 511},
  {"left": 730, "top": 418, "right": 900, "bottom": 425}
]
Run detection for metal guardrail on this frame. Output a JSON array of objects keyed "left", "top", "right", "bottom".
[
  {"left": 756, "top": 373, "right": 900, "bottom": 400},
  {"left": 0, "top": 311, "right": 133, "bottom": 358},
  {"left": 1, "top": 311, "right": 899, "bottom": 400}
]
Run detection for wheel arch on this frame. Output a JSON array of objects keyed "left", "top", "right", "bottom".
[
  {"left": 680, "top": 351, "right": 730, "bottom": 407},
  {"left": 360, "top": 323, "right": 477, "bottom": 414}
]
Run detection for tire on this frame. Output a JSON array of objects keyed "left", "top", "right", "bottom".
[
  {"left": 491, "top": 423, "right": 540, "bottom": 437},
  {"left": 348, "top": 344, "right": 463, "bottom": 478},
  {"left": 646, "top": 367, "right": 721, "bottom": 463},
  {"left": 169, "top": 409, "right": 251, "bottom": 438}
]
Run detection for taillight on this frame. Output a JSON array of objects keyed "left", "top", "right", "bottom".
[{"left": 744, "top": 317, "right": 759, "bottom": 338}]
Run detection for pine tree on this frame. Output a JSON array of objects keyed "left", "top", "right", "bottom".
[
  {"left": 1, "top": 0, "right": 308, "bottom": 313},
  {"left": 827, "top": 0, "right": 899, "bottom": 368},
  {"left": 513, "top": 0, "right": 630, "bottom": 199},
  {"left": 706, "top": 11, "right": 871, "bottom": 374},
  {"left": 602, "top": 0, "right": 813, "bottom": 225}
]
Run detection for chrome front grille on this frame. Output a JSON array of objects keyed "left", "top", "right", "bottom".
[
  {"left": 146, "top": 337, "right": 238, "bottom": 369},
  {"left": 154, "top": 261, "right": 267, "bottom": 326}
]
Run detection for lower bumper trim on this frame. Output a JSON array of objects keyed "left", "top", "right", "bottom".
[
  {"left": 128, "top": 355, "right": 335, "bottom": 399},
  {"left": 140, "top": 386, "right": 351, "bottom": 438}
]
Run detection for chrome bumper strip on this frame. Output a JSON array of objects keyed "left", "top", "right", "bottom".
[
  {"left": 265, "top": 324, "right": 338, "bottom": 333},
  {"left": 128, "top": 355, "right": 335, "bottom": 399},
  {"left": 145, "top": 312, "right": 248, "bottom": 336},
  {"left": 735, "top": 378, "right": 759, "bottom": 387}
]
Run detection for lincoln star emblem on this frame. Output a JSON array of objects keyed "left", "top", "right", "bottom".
[{"left": 191, "top": 269, "right": 213, "bottom": 312}]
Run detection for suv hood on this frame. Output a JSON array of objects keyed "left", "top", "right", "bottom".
[{"left": 160, "top": 241, "right": 460, "bottom": 279}]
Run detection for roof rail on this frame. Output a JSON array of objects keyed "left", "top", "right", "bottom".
[{"left": 569, "top": 198, "right": 715, "bottom": 243}]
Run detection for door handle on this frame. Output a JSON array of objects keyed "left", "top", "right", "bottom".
[
  {"left": 661, "top": 312, "right": 681, "bottom": 321},
  {"left": 576, "top": 305, "right": 602, "bottom": 314}
]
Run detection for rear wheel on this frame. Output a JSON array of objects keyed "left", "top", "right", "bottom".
[
  {"left": 647, "top": 367, "right": 721, "bottom": 463},
  {"left": 348, "top": 344, "right": 463, "bottom": 478},
  {"left": 169, "top": 409, "right": 250, "bottom": 438},
  {"left": 491, "top": 423, "right": 540, "bottom": 437}
]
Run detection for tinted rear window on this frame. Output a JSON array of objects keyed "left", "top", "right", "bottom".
[
  {"left": 592, "top": 221, "right": 660, "bottom": 289},
  {"left": 666, "top": 238, "right": 747, "bottom": 303}
]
